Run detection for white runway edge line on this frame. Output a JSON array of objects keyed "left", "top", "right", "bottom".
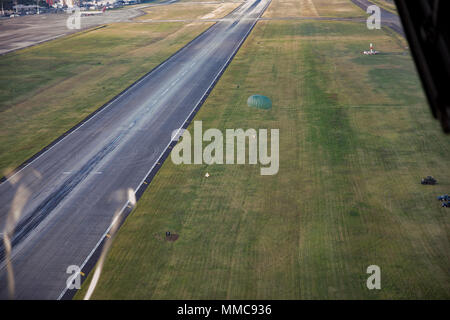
[{"left": 56, "top": 0, "right": 271, "bottom": 300}]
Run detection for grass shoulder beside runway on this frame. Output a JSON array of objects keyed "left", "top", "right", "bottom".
[
  {"left": 263, "top": 0, "right": 365, "bottom": 18},
  {"left": 76, "top": 11, "right": 450, "bottom": 299},
  {"left": 0, "top": 13, "right": 224, "bottom": 177},
  {"left": 369, "top": 0, "right": 398, "bottom": 14},
  {"left": 136, "top": 1, "right": 241, "bottom": 20}
]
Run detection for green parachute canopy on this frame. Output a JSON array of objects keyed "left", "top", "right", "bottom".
[{"left": 247, "top": 95, "right": 272, "bottom": 110}]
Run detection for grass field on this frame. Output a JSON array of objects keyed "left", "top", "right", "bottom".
[
  {"left": 136, "top": 2, "right": 241, "bottom": 20},
  {"left": 0, "top": 11, "right": 221, "bottom": 177},
  {"left": 75, "top": 2, "right": 450, "bottom": 299},
  {"left": 263, "top": 0, "right": 364, "bottom": 18}
]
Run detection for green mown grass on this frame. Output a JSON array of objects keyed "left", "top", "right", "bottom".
[
  {"left": 136, "top": 2, "right": 240, "bottom": 21},
  {"left": 264, "top": 0, "right": 365, "bottom": 18},
  {"left": 76, "top": 19, "right": 449, "bottom": 299}
]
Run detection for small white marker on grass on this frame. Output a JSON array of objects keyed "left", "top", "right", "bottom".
[{"left": 205, "top": 172, "right": 210, "bottom": 178}]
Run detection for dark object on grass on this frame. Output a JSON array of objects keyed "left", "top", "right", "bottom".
[
  {"left": 165, "top": 233, "right": 179, "bottom": 242},
  {"left": 437, "top": 194, "right": 450, "bottom": 201},
  {"left": 442, "top": 202, "right": 450, "bottom": 208},
  {"left": 421, "top": 176, "right": 437, "bottom": 185}
]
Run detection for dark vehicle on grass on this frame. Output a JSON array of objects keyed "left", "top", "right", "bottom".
[{"left": 421, "top": 176, "right": 437, "bottom": 185}]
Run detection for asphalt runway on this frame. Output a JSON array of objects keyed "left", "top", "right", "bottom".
[
  {"left": 351, "top": 0, "right": 404, "bottom": 36},
  {"left": 0, "top": 1, "right": 179, "bottom": 55},
  {"left": 0, "top": 0, "right": 271, "bottom": 300}
]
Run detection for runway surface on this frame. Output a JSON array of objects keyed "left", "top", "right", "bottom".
[
  {"left": 351, "top": 0, "right": 404, "bottom": 36},
  {"left": 0, "top": 1, "right": 179, "bottom": 55},
  {"left": 0, "top": 0, "right": 271, "bottom": 299}
]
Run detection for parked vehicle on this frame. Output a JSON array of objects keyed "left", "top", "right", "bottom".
[{"left": 421, "top": 176, "right": 437, "bottom": 185}]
